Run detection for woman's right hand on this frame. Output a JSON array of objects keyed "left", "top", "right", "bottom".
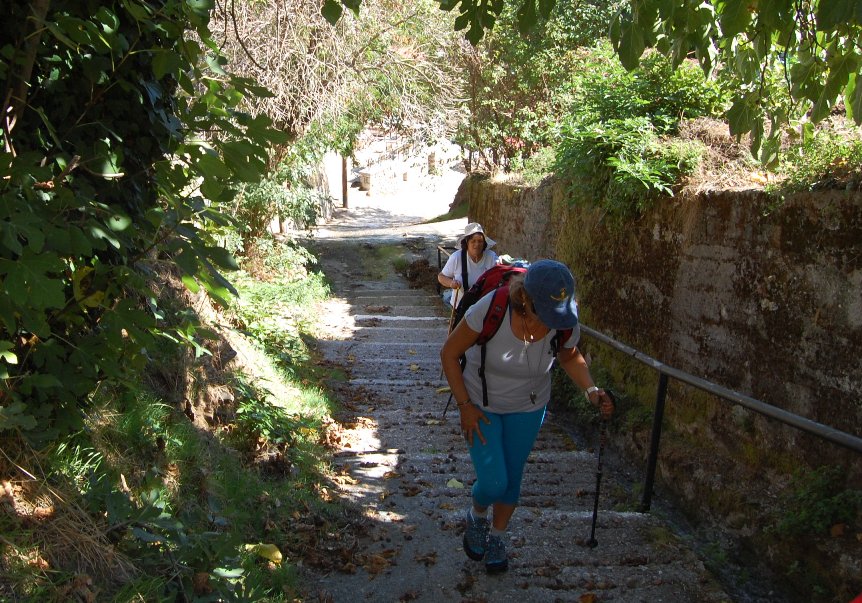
[{"left": 460, "top": 404, "right": 489, "bottom": 446}]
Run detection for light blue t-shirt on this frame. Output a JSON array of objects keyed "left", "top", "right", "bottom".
[{"left": 462, "top": 291, "right": 579, "bottom": 413}]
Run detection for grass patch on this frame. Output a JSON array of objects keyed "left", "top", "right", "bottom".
[
  {"left": 423, "top": 201, "right": 469, "bottom": 223},
  {"left": 768, "top": 127, "right": 862, "bottom": 198}
]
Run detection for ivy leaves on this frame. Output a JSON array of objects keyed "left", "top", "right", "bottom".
[{"left": 0, "top": 0, "right": 277, "bottom": 437}]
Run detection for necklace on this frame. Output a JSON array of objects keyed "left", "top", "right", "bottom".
[
  {"left": 521, "top": 314, "right": 535, "bottom": 341},
  {"left": 521, "top": 315, "right": 546, "bottom": 403}
]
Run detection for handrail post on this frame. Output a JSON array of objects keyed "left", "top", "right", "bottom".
[
  {"left": 436, "top": 247, "right": 443, "bottom": 294},
  {"left": 640, "top": 372, "right": 669, "bottom": 512}
]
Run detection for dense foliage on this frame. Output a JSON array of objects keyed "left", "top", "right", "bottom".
[
  {"left": 212, "top": 0, "right": 464, "bottom": 245},
  {"left": 455, "top": 0, "right": 625, "bottom": 170},
  {"left": 325, "top": 0, "right": 862, "bottom": 166},
  {"left": 554, "top": 43, "right": 724, "bottom": 217},
  {"left": 611, "top": 0, "right": 862, "bottom": 165},
  {"left": 0, "top": 2, "right": 277, "bottom": 438}
]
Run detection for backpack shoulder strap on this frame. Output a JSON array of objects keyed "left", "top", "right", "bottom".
[
  {"left": 477, "top": 286, "right": 510, "bottom": 345},
  {"left": 550, "top": 328, "right": 574, "bottom": 356},
  {"left": 477, "top": 286, "right": 510, "bottom": 406},
  {"left": 460, "top": 248, "right": 469, "bottom": 290}
]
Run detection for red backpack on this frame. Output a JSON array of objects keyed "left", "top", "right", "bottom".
[{"left": 445, "top": 264, "right": 573, "bottom": 414}]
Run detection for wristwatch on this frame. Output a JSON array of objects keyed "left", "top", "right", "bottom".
[{"left": 584, "top": 386, "right": 599, "bottom": 400}]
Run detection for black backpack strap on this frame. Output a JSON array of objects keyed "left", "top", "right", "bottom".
[
  {"left": 550, "top": 328, "right": 573, "bottom": 355},
  {"left": 480, "top": 344, "right": 489, "bottom": 406},
  {"left": 549, "top": 328, "right": 574, "bottom": 371},
  {"left": 461, "top": 248, "right": 469, "bottom": 290}
]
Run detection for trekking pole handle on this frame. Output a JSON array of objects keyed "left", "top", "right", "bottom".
[{"left": 447, "top": 288, "right": 461, "bottom": 334}]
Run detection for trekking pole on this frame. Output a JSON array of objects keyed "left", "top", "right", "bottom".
[
  {"left": 439, "top": 287, "right": 461, "bottom": 383},
  {"left": 587, "top": 390, "right": 614, "bottom": 548}
]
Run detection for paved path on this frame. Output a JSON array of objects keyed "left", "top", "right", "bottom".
[{"left": 300, "top": 188, "right": 732, "bottom": 602}]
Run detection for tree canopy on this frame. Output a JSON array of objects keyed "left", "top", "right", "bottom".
[
  {"left": 215, "top": 0, "right": 464, "bottom": 150},
  {"left": 325, "top": 0, "right": 862, "bottom": 164}
]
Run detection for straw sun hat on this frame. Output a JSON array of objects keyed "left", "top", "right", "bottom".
[{"left": 457, "top": 222, "right": 496, "bottom": 248}]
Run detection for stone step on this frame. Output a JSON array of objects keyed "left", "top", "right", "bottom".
[
  {"left": 351, "top": 292, "right": 443, "bottom": 305},
  {"left": 342, "top": 327, "right": 447, "bottom": 346},
  {"left": 346, "top": 305, "right": 446, "bottom": 318},
  {"left": 317, "top": 340, "right": 444, "bottom": 361},
  {"left": 339, "top": 282, "right": 429, "bottom": 292},
  {"left": 307, "top": 242, "right": 731, "bottom": 603},
  {"left": 345, "top": 361, "right": 443, "bottom": 383}
]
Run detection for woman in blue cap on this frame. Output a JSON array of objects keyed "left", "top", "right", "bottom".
[{"left": 440, "top": 259, "right": 614, "bottom": 574}]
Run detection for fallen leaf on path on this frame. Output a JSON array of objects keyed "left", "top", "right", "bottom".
[
  {"left": 436, "top": 386, "right": 451, "bottom": 393},
  {"left": 400, "top": 484, "right": 421, "bottom": 497},
  {"left": 446, "top": 478, "right": 464, "bottom": 489},
  {"left": 579, "top": 594, "right": 597, "bottom": 603},
  {"left": 409, "top": 363, "right": 419, "bottom": 371},
  {"left": 535, "top": 564, "right": 560, "bottom": 577},
  {"left": 244, "top": 543, "right": 283, "bottom": 564},
  {"left": 365, "top": 554, "right": 391, "bottom": 575},
  {"left": 365, "top": 305, "right": 391, "bottom": 313},
  {"left": 333, "top": 474, "right": 359, "bottom": 485},
  {"left": 414, "top": 551, "right": 437, "bottom": 566}
]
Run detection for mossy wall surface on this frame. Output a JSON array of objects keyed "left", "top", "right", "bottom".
[
  {"left": 466, "top": 172, "right": 862, "bottom": 600},
  {"left": 467, "top": 173, "right": 861, "bottom": 480}
]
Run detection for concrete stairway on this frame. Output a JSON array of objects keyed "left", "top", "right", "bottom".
[{"left": 306, "top": 239, "right": 732, "bottom": 603}]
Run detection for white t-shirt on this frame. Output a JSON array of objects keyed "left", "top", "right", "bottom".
[
  {"left": 462, "top": 291, "right": 579, "bottom": 413},
  {"left": 440, "top": 249, "right": 498, "bottom": 307}
]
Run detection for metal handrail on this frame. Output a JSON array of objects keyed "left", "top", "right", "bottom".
[{"left": 580, "top": 324, "right": 862, "bottom": 511}]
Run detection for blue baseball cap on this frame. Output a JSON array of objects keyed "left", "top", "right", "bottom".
[{"left": 524, "top": 260, "right": 579, "bottom": 329}]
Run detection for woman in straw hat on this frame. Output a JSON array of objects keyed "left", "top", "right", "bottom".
[{"left": 438, "top": 223, "right": 499, "bottom": 307}]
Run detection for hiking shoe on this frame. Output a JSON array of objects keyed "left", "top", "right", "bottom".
[
  {"left": 462, "top": 510, "right": 489, "bottom": 561},
  {"left": 484, "top": 533, "right": 508, "bottom": 574}
]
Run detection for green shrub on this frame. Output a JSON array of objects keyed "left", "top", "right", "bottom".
[
  {"left": 233, "top": 179, "right": 325, "bottom": 246},
  {"left": 556, "top": 116, "right": 706, "bottom": 219},
  {"left": 551, "top": 42, "right": 721, "bottom": 218},
  {"left": 569, "top": 43, "right": 726, "bottom": 132},
  {"left": 775, "top": 466, "right": 862, "bottom": 537},
  {"left": 518, "top": 146, "right": 557, "bottom": 186}
]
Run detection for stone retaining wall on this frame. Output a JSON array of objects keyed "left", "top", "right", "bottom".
[{"left": 460, "top": 173, "right": 862, "bottom": 481}]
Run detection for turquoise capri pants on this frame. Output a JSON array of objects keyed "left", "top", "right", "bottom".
[{"left": 467, "top": 405, "right": 546, "bottom": 507}]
